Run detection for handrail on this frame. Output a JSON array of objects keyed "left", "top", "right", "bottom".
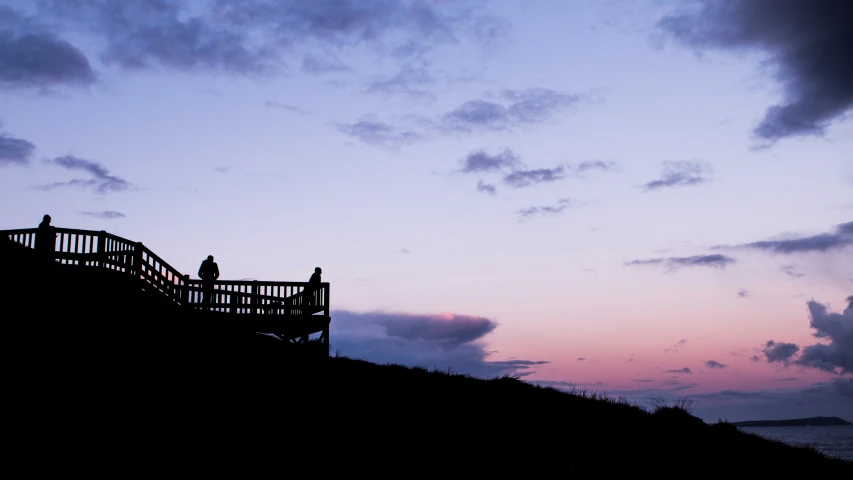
[{"left": 1, "top": 226, "right": 330, "bottom": 317}]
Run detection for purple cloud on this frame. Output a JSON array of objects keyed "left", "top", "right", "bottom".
[
  {"left": 0, "top": 131, "right": 35, "bottom": 166},
  {"left": 36, "top": 155, "right": 131, "bottom": 194},
  {"left": 329, "top": 310, "right": 549, "bottom": 379},
  {"left": 625, "top": 254, "right": 735, "bottom": 272},
  {"left": 657, "top": 0, "right": 853, "bottom": 146}
]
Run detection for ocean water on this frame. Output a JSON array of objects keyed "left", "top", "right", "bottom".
[{"left": 739, "top": 426, "right": 853, "bottom": 462}]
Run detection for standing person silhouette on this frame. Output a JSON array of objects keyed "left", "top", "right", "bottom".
[
  {"left": 198, "top": 255, "right": 220, "bottom": 309},
  {"left": 305, "top": 267, "right": 322, "bottom": 307},
  {"left": 35, "top": 214, "right": 56, "bottom": 261}
]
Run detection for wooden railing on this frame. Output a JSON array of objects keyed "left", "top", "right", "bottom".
[{"left": 2, "top": 227, "right": 329, "bottom": 317}]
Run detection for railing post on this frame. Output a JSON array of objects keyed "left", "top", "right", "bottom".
[
  {"left": 324, "top": 283, "right": 330, "bottom": 318},
  {"left": 180, "top": 274, "right": 189, "bottom": 306},
  {"left": 252, "top": 281, "right": 259, "bottom": 315},
  {"left": 323, "top": 283, "right": 330, "bottom": 356},
  {"left": 134, "top": 242, "right": 144, "bottom": 279},
  {"left": 96, "top": 231, "right": 106, "bottom": 269}
]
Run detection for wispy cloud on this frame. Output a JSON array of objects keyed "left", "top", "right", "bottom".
[
  {"left": 301, "top": 54, "right": 349, "bottom": 74},
  {"left": 642, "top": 160, "right": 710, "bottom": 191},
  {"left": 780, "top": 265, "right": 806, "bottom": 278},
  {"left": 665, "top": 367, "right": 692, "bottom": 374},
  {"left": 715, "top": 221, "right": 853, "bottom": 254},
  {"left": 664, "top": 339, "right": 688, "bottom": 353},
  {"left": 213, "top": 165, "right": 286, "bottom": 181},
  {"left": 438, "top": 88, "right": 584, "bottom": 133},
  {"left": 335, "top": 118, "right": 422, "bottom": 148},
  {"left": 516, "top": 198, "right": 574, "bottom": 221},
  {"left": 458, "top": 148, "right": 520, "bottom": 174},
  {"left": 0, "top": 131, "right": 35, "bottom": 166},
  {"left": 80, "top": 210, "right": 125, "bottom": 219},
  {"left": 737, "top": 289, "right": 749, "bottom": 298},
  {"left": 476, "top": 180, "right": 496, "bottom": 196},
  {"left": 576, "top": 160, "right": 615, "bottom": 172},
  {"left": 625, "top": 254, "right": 735, "bottom": 272},
  {"left": 339, "top": 87, "right": 590, "bottom": 147},
  {"left": 503, "top": 166, "right": 566, "bottom": 188},
  {"left": 364, "top": 64, "right": 435, "bottom": 100},
  {"left": 705, "top": 360, "right": 727, "bottom": 369},
  {"left": 36, "top": 155, "right": 131, "bottom": 194},
  {"left": 263, "top": 101, "right": 311, "bottom": 115},
  {"left": 569, "top": 160, "right": 618, "bottom": 176},
  {"left": 456, "top": 148, "right": 575, "bottom": 192}
]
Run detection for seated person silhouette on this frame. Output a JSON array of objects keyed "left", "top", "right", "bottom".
[
  {"left": 198, "top": 255, "right": 220, "bottom": 308},
  {"left": 305, "top": 267, "right": 322, "bottom": 307},
  {"left": 35, "top": 214, "right": 56, "bottom": 260}
]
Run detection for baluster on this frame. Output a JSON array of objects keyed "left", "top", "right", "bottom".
[
  {"left": 251, "top": 281, "right": 259, "bottom": 315},
  {"left": 181, "top": 274, "right": 189, "bottom": 306},
  {"left": 133, "top": 242, "right": 143, "bottom": 279}
]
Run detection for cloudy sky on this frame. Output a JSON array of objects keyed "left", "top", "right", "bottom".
[{"left": 2, "top": 0, "right": 852, "bottom": 422}]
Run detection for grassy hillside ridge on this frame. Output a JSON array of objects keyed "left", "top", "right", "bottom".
[{"left": 2, "top": 240, "right": 852, "bottom": 476}]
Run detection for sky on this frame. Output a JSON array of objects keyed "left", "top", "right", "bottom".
[{"left": 1, "top": 0, "right": 852, "bottom": 423}]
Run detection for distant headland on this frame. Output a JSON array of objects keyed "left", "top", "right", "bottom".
[{"left": 733, "top": 417, "right": 852, "bottom": 427}]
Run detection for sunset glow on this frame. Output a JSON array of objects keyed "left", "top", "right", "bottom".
[{"left": 1, "top": 0, "right": 852, "bottom": 422}]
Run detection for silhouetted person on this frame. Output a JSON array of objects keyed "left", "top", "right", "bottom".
[
  {"left": 35, "top": 214, "right": 56, "bottom": 261},
  {"left": 305, "top": 267, "right": 322, "bottom": 307},
  {"left": 198, "top": 255, "right": 220, "bottom": 308}
]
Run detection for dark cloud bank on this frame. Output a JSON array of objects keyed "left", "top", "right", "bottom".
[
  {"left": 23, "top": 0, "right": 507, "bottom": 80},
  {"left": 0, "top": 5, "right": 96, "bottom": 90},
  {"left": 759, "top": 297, "right": 853, "bottom": 376},
  {"left": 3, "top": 0, "right": 510, "bottom": 93},
  {"left": 329, "top": 310, "right": 548, "bottom": 379},
  {"left": 658, "top": 0, "right": 853, "bottom": 146}
]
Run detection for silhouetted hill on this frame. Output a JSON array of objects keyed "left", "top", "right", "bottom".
[
  {"left": 2, "top": 241, "right": 852, "bottom": 477},
  {"left": 733, "top": 417, "right": 852, "bottom": 427}
]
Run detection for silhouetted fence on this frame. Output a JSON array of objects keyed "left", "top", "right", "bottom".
[{"left": 2, "top": 227, "right": 329, "bottom": 317}]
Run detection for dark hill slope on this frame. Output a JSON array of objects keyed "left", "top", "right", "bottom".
[{"left": 2, "top": 240, "right": 851, "bottom": 477}]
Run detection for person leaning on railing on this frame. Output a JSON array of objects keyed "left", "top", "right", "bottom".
[
  {"left": 305, "top": 267, "right": 322, "bottom": 306},
  {"left": 198, "top": 255, "right": 220, "bottom": 308},
  {"left": 35, "top": 214, "right": 56, "bottom": 262}
]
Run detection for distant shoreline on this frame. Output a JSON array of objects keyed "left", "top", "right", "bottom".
[{"left": 733, "top": 417, "right": 852, "bottom": 427}]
